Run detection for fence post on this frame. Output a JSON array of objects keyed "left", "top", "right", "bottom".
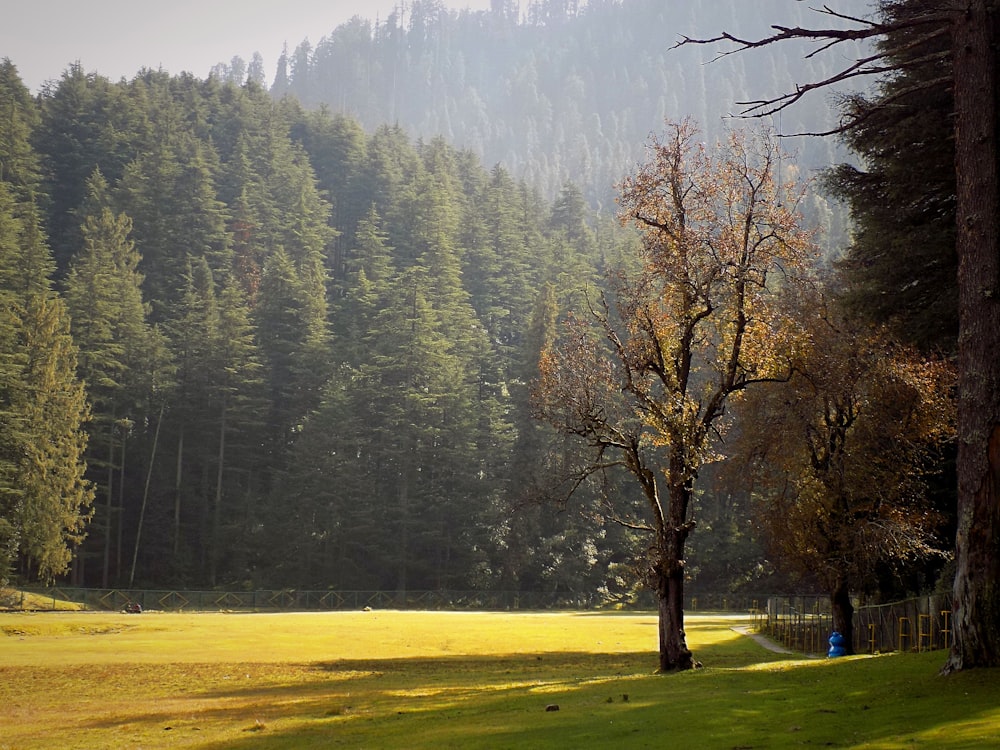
[
  {"left": 940, "top": 610, "right": 952, "bottom": 649},
  {"left": 918, "top": 614, "right": 932, "bottom": 652},
  {"left": 898, "top": 617, "right": 912, "bottom": 652}
]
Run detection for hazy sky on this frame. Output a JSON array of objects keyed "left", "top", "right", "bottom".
[{"left": 2, "top": 1, "right": 493, "bottom": 93}]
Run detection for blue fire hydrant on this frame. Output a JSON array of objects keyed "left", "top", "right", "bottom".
[{"left": 828, "top": 631, "right": 847, "bottom": 658}]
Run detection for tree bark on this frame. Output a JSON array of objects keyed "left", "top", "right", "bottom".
[
  {"left": 657, "top": 477, "right": 694, "bottom": 672},
  {"left": 944, "top": 0, "right": 1000, "bottom": 673},
  {"left": 830, "top": 578, "right": 855, "bottom": 656},
  {"left": 396, "top": 474, "right": 410, "bottom": 607},
  {"left": 173, "top": 427, "right": 183, "bottom": 559},
  {"left": 657, "top": 552, "right": 693, "bottom": 672},
  {"left": 101, "top": 402, "right": 116, "bottom": 588},
  {"left": 210, "top": 394, "right": 227, "bottom": 587}
]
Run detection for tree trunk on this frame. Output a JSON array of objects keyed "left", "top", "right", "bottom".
[
  {"left": 657, "top": 553, "right": 693, "bottom": 672},
  {"left": 657, "top": 477, "right": 694, "bottom": 672},
  {"left": 396, "top": 475, "right": 409, "bottom": 607},
  {"left": 830, "top": 578, "right": 855, "bottom": 656},
  {"left": 945, "top": 0, "right": 1000, "bottom": 673},
  {"left": 115, "top": 427, "right": 126, "bottom": 582},
  {"left": 210, "top": 394, "right": 227, "bottom": 587},
  {"left": 173, "top": 427, "right": 184, "bottom": 559},
  {"left": 101, "top": 403, "right": 116, "bottom": 589}
]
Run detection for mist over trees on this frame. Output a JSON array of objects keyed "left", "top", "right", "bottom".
[{"left": 253, "top": 0, "right": 866, "bottom": 253}]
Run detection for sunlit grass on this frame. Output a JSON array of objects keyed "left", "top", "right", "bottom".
[
  {"left": 2, "top": 609, "right": 997, "bottom": 749},
  {"left": 0, "top": 587, "right": 84, "bottom": 611}
]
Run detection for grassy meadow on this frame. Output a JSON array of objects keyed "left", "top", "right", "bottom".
[{"left": 2, "top": 608, "right": 999, "bottom": 749}]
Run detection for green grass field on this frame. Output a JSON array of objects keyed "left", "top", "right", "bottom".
[{"left": 2, "top": 609, "right": 998, "bottom": 749}]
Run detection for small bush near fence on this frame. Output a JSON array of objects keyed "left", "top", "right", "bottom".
[{"left": 754, "top": 593, "right": 953, "bottom": 655}]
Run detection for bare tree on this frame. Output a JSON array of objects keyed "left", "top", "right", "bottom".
[{"left": 534, "top": 121, "right": 816, "bottom": 671}]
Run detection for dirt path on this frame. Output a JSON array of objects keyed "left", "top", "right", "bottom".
[{"left": 730, "top": 625, "right": 801, "bottom": 655}]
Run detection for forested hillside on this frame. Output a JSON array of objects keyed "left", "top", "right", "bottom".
[
  {"left": 246, "top": 0, "right": 868, "bottom": 252},
  {"left": 0, "top": 58, "right": 666, "bottom": 595},
  {"left": 3, "top": 0, "right": 948, "bottom": 608}
]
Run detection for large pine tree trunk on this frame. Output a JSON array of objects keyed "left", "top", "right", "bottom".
[
  {"left": 945, "top": 0, "right": 1000, "bottom": 673},
  {"left": 210, "top": 395, "right": 227, "bottom": 587},
  {"left": 396, "top": 476, "right": 410, "bottom": 607},
  {"left": 173, "top": 427, "right": 184, "bottom": 559},
  {"left": 101, "top": 403, "right": 116, "bottom": 589}
]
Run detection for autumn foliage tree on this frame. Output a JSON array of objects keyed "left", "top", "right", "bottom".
[
  {"left": 534, "top": 121, "right": 816, "bottom": 671},
  {"left": 731, "top": 297, "right": 955, "bottom": 652}
]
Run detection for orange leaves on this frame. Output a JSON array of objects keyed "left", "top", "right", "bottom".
[
  {"left": 617, "top": 121, "right": 817, "bottom": 418},
  {"left": 620, "top": 122, "right": 815, "bottom": 291},
  {"left": 730, "top": 298, "right": 956, "bottom": 590},
  {"left": 535, "top": 118, "right": 820, "bottom": 486},
  {"left": 534, "top": 312, "right": 621, "bottom": 436}
]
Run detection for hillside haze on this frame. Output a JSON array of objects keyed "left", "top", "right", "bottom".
[{"left": 266, "top": 0, "right": 868, "bottom": 218}]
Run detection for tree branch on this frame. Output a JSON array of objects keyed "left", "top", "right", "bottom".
[{"left": 674, "top": 6, "right": 952, "bottom": 136}]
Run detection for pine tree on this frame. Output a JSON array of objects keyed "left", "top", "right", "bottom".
[
  {"left": 17, "top": 291, "right": 94, "bottom": 581},
  {"left": 0, "top": 184, "right": 93, "bottom": 584},
  {"left": 547, "top": 181, "right": 601, "bottom": 310},
  {"left": 825, "top": 0, "right": 956, "bottom": 352},
  {"left": 118, "top": 131, "right": 231, "bottom": 322},
  {"left": 289, "top": 109, "right": 369, "bottom": 285},
  {"left": 333, "top": 205, "right": 395, "bottom": 365},
  {"left": 35, "top": 64, "right": 138, "bottom": 273},
  {"left": 360, "top": 124, "right": 423, "bottom": 234},
  {"left": 0, "top": 60, "right": 42, "bottom": 200},
  {"left": 205, "top": 280, "right": 263, "bottom": 585},
  {"left": 155, "top": 257, "right": 215, "bottom": 581},
  {"left": 254, "top": 247, "right": 327, "bottom": 471},
  {"left": 63, "top": 170, "right": 165, "bottom": 586},
  {"left": 494, "top": 282, "right": 559, "bottom": 591},
  {"left": 0, "top": 185, "right": 30, "bottom": 583},
  {"left": 269, "top": 205, "right": 394, "bottom": 588}
]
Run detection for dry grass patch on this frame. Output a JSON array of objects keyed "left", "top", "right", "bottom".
[
  {"left": 0, "top": 609, "right": 666, "bottom": 666},
  {"left": 0, "top": 587, "right": 84, "bottom": 612}
]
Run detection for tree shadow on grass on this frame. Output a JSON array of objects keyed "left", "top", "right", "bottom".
[
  {"left": 63, "top": 651, "right": 659, "bottom": 748},
  {"left": 70, "top": 637, "right": 1000, "bottom": 749}
]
